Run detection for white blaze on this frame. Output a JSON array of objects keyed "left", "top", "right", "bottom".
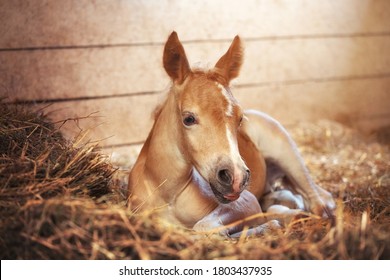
[
  {"left": 226, "top": 124, "right": 246, "bottom": 193},
  {"left": 217, "top": 82, "right": 247, "bottom": 193},
  {"left": 216, "top": 83, "right": 233, "bottom": 117},
  {"left": 226, "top": 124, "right": 244, "bottom": 164}
]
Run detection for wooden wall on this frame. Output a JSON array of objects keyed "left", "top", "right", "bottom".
[{"left": 1, "top": 0, "right": 390, "bottom": 163}]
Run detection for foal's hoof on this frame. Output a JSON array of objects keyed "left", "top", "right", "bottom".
[
  {"left": 310, "top": 203, "right": 336, "bottom": 226},
  {"left": 266, "top": 205, "right": 309, "bottom": 226},
  {"left": 310, "top": 185, "right": 336, "bottom": 221},
  {"left": 260, "top": 189, "right": 304, "bottom": 211}
]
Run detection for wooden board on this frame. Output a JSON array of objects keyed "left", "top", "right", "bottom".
[
  {"left": 2, "top": 36, "right": 390, "bottom": 101},
  {"left": 1, "top": 0, "right": 389, "bottom": 161},
  {"left": 29, "top": 77, "right": 389, "bottom": 150},
  {"left": 1, "top": 0, "right": 390, "bottom": 47}
]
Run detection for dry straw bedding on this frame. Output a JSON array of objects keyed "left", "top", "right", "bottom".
[{"left": 0, "top": 102, "right": 389, "bottom": 260}]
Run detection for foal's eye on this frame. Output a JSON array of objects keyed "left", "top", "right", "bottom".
[
  {"left": 183, "top": 113, "right": 198, "bottom": 127},
  {"left": 239, "top": 115, "right": 244, "bottom": 126}
]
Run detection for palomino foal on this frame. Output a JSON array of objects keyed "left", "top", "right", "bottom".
[{"left": 128, "top": 32, "right": 335, "bottom": 236}]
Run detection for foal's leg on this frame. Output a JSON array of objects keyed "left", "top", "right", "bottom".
[
  {"left": 193, "top": 190, "right": 281, "bottom": 237},
  {"left": 261, "top": 186, "right": 308, "bottom": 226},
  {"left": 228, "top": 220, "right": 281, "bottom": 238},
  {"left": 261, "top": 189, "right": 304, "bottom": 211},
  {"left": 242, "top": 110, "right": 335, "bottom": 219}
]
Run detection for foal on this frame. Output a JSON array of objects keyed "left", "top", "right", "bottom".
[{"left": 128, "top": 32, "right": 335, "bottom": 236}]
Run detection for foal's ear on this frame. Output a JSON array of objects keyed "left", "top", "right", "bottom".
[
  {"left": 163, "top": 31, "right": 191, "bottom": 84},
  {"left": 214, "top": 35, "right": 243, "bottom": 84}
]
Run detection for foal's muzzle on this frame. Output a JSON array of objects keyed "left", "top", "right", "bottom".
[{"left": 211, "top": 166, "right": 251, "bottom": 203}]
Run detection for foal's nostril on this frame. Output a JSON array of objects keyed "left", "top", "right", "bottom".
[
  {"left": 245, "top": 168, "right": 251, "bottom": 183},
  {"left": 217, "top": 169, "right": 232, "bottom": 185}
]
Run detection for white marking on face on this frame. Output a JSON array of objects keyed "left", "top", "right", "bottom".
[
  {"left": 226, "top": 124, "right": 245, "bottom": 193},
  {"left": 216, "top": 83, "right": 233, "bottom": 117},
  {"left": 226, "top": 124, "right": 239, "bottom": 159},
  {"left": 226, "top": 124, "right": 245, "bottom": 166}
]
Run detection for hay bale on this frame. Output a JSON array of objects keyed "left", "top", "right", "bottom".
[
  {"left": 0, "top": 103, "right": 114, "bottom": 258},
  {"left": 0, "top": 104, "right": 113, "bottom": 197},
  {"left": 0, "top": 103, "right": 389, "bottom": 259}
]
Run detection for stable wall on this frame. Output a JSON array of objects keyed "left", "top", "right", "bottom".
[{"left": 1, "top": 0, "right": 389, "bottom": 161}]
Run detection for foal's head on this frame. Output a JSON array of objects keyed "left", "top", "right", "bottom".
[{"left": 162, "top": 32, "right": 250, "bottom": 204}]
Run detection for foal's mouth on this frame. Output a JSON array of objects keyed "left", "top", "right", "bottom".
[
  {"left": 209, "top": 183, "right": 245, "bottom": 204},
  {"left": 223, "top": 192, "right": 240, "bottom": 201}
]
